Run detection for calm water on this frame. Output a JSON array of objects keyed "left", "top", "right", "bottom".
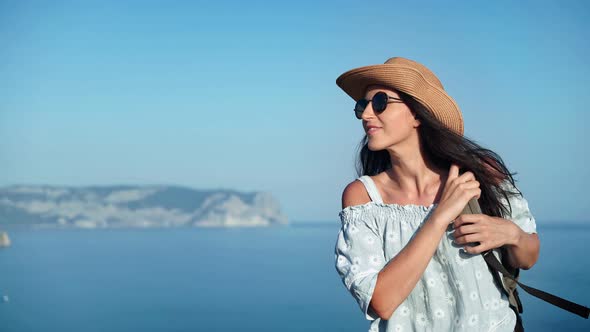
[{"left": 0, "top": 224, "right": 589, "bottom": 331}]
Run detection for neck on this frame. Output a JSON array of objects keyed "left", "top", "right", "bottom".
[{"left": 384, "top": 135, "right": 446, "bottom": 196}]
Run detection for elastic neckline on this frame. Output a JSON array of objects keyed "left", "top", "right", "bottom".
[
  {"left": 340, "top": 201, "right": 437, "bottom": 214},
  {"left": 356, "top": 175, "right": 438, "bottom": 210}
]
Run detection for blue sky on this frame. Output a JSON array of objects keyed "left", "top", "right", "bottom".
[{"left": 1, "top": 0, "right": 588, "bottom": 223}]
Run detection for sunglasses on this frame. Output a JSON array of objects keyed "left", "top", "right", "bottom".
[{"left": 354, "top": 91, "right": 404, "bottom": 119}]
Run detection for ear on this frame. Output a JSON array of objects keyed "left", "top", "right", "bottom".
[{"left": 412, "top": 112, "right": 421, "bottom": 128}]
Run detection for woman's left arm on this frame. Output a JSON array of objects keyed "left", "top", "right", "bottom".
[
  {"left": 453, "top": 214, "right": 540, "bottom": 269},
  {"left": 504, "top": 221, "right": 540, "bottom": 270}
]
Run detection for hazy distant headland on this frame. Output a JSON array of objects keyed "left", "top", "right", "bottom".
[{"left": 0, "top": 185, "right": 289, "bottom": 229}]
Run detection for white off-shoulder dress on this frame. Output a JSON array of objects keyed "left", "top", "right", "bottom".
[{"left": 334, "top": 176, "right": 537, "bottom": 332}]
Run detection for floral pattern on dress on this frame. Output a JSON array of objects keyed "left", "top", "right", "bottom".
[{"left": 334, "top": 175, "right": 537, "bottom": 331}]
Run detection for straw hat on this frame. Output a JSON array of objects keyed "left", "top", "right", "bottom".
[{"left": 336, "top": 57, "right": 464, "bottom": 136}]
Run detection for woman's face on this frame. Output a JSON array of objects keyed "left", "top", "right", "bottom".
[{"left": 361, "top": 85, "right": 421, "bottom": 151}]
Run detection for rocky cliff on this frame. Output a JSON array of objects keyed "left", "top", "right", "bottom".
[{"left": 0, "top": 185, "right": 288, "bottom": 229}]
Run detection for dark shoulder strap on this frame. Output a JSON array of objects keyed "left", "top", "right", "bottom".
[
  {"left": 483, "top": 250, "right": 589, "bottom": 318},
  {"left": 461, "top": 198, "right": 590, "bottom": 319}
]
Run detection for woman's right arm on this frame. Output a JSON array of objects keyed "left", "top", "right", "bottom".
[
  {"left": 354, "top": 164, "right": 480, "bottom": 320},
  {"left": 369, "top": 209, "right": 453, "bottom": 319}
]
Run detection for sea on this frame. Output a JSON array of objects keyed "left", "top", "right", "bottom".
[{"left": 0, "top": 223, "right": 588, "bottom": 332}]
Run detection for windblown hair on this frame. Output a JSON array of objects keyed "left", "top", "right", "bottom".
[{"left": 355, "top": 90, "right": 521, "bottom": 219}]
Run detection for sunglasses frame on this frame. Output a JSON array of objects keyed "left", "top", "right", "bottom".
[{"left": 354, "top": 91, "right": 405, "bottom": 119}]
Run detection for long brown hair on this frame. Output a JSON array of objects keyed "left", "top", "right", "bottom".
[{"left": 355, "top": 90, "right": 521, "bottom": 219}]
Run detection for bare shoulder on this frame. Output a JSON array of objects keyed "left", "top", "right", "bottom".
[{"left": 341, "top": 179, "right": 371, "bottom": 209}]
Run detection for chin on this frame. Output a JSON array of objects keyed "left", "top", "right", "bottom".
[{"left": 367, "top": 140, "right": 387, "bottom": 152}]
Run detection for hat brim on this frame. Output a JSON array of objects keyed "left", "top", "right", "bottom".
[{"left": 336, "top": 63, "right": 464, "bottom": 136}]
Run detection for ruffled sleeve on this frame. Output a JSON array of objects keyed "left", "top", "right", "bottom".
[
  {"left": 334, "top": 206, "right": 386, "bottom": 321},
  {"left": 498, "top": 180, "right": 537, "bottom": 234}
]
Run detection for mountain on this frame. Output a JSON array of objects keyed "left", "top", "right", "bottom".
[{"left": 0, "top": 185, "right": 288, "bottom": 229}]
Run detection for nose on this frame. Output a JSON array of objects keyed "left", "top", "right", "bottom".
[{"left": 361, "top": 101, "right": 376, "bottom": 120}]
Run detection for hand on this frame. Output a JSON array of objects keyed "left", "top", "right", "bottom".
[
  {"left": 430, "top": 163, "right": 481, "bottom": 226},
  {"left": 452, "top": 214, "right": 521, "bottom": 254}
]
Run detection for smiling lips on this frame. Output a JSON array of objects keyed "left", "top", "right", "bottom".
[{"left": 366, "top": 125, "right": 382, "bottom": 135}]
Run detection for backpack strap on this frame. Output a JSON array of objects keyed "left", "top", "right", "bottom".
[
  {"left": 483, "top": 251, "right": 590, "bottom": 319},
  {"left": 496, "top": 247, "right": 523, "bottom": 313},
  {"left": 461, "top": 198, "right": 590, "bottom": 319}
]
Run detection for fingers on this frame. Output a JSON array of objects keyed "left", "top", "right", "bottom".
[
  {"left": 448, "top": 163, "right": 460, "bottom": 182},
  {"left": 473, "top": 188, "right": 482, "bottom": 200},
  {"left": 453, "top": 223, "right": 480, "bottom": 238},
  {"left": 458, "top": 173, "right": 480, "bottom": 201},
  {"left": 453, "top": 214, "right": 482, "bottom": 228},
  {"left": 458, "top": 180, "right": 480, "bottom": 190},
  {"left": 448, "top": 164, "right": 477, "bottom": 186},
  {"left": 448, "top": 165, "right": 479, "bottom": 195},
  {"left": 456, "top": 171, "right": 476, "bottom": 183},
  {"left": 456, "top": 183, "right": 481, "bottom": 202},
  {"left": 462, "top": 242, "right": 490, "bottom": 255},
  {"left": 436, "top": 163, "right": 482, "bottom": 224},
  {"left": 454, "top": 233, "right": 481, "bottom": 245}
]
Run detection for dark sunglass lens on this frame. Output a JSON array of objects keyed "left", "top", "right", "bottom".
[
  {"left": 372, "top": 92, "right": 388, "bottom": 113},
  {"left": 354, "top": 99, "right": 368, "bottom": 119}
]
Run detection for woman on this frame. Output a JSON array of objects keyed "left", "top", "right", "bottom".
[{"left": 333, "top": 57, "right": 540, "bottom": 332}]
